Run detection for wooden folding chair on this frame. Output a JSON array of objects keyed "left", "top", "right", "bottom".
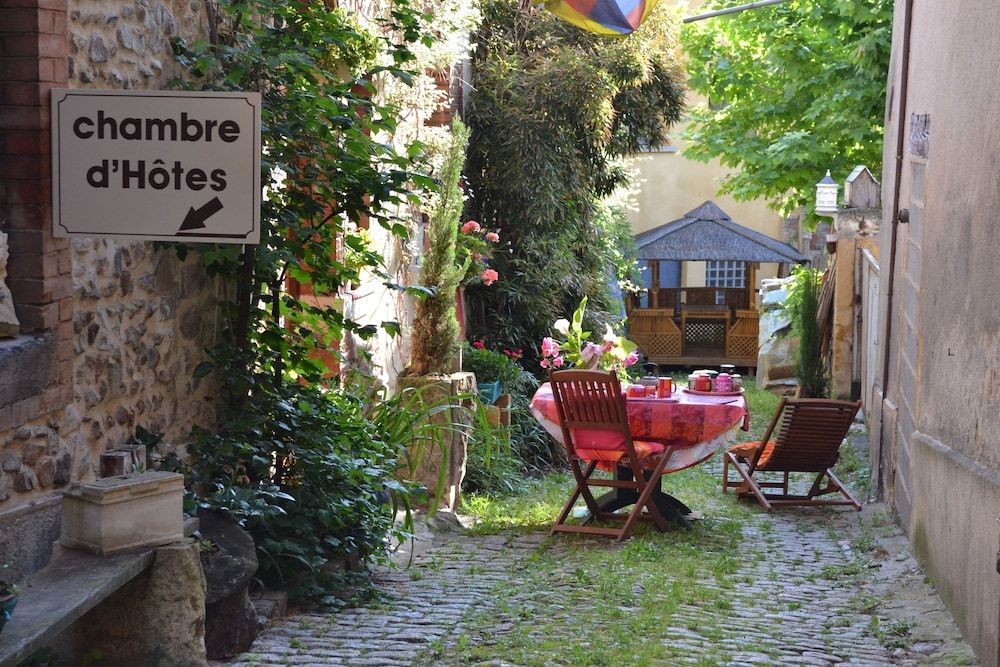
[
  {"left": 548, "top": 369, "right": 673, "bottom": 541},
  {"left": 722, "top": 397, "right": 862, "bottom": 511}
]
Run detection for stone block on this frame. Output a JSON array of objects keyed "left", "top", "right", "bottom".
[
  {"left": 53, "top": 541, "right": 207, "bottom": 666},
  {"left": 0, "top": 334, "right": 54, "bottom": 410},
  {"left": 60, "top": 471, "right": 184, "bottom": 555},
  {"left": 99, "top": 444, "right": 145, "bottom": 477}
]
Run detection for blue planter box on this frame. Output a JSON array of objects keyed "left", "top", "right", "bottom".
[{"left": 477, "top": 381, "right": 502, "bottom": 405}]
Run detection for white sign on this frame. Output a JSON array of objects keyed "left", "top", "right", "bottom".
[{"left": 52, "top": 89, "right": 261, "bottom": 244}]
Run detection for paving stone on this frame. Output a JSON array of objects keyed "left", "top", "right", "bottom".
[{"left": 220, "top": 470, "right": 976, "bottom": 667}]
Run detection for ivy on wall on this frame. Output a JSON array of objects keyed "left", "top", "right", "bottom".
[{"left": 168, "top": 0, "right": 444, "bottom": 598}]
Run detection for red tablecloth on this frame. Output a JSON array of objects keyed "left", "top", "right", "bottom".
[{"left": 529, "top": 383, "right": 750, "bottom": 473}]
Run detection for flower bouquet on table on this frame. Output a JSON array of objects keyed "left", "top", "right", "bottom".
[{"left": 539, "top": 297, "right": 639, "bottom": 373}]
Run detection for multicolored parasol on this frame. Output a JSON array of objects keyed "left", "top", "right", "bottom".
[{"left": 541, "top": 0, "right": 660, "bottom": 36}]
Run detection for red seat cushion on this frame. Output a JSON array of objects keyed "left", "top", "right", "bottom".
[
  {"left": 729, "top": 440, "right": 776, "bottom": 467},
  {"left": 575, "top": 439, "right": 665, "bottom": 463}
]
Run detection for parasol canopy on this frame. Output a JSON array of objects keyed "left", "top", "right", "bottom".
[{"left": 542, "top": 0, "right": 660, "bottom": 36}]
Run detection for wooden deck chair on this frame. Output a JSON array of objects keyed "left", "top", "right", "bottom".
[
  {"left": 722, "top": 397, "right": 862, "bottom": 511},
  {"left": 548, "top": 369, "right": 673, "bottom": 541}
]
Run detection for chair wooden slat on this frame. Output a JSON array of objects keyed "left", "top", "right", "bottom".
[
  {"left": 548, "top": 369, "right": 673, "bottom": 541},
  {"left": 721, "top": 397, "right": 862, "bottom": 511}
]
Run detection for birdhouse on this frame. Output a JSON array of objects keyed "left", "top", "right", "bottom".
[
  {"left": 815, "top": 170, "right": 839, "bottom": 215},
  {"left": 844, "top": 165, "right": 881, "bottom": 209}
]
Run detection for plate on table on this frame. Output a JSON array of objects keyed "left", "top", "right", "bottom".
[
  {"left": 629, "top": 394, "right": 679, "bottom": 403},
  {"left": 683, "top": 387, "right": 744, "bottom": 397}
]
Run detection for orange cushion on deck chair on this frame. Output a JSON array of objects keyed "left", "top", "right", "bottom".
[
  {"left": 728, "top": 440, "right": 776, "bottom": 467},
  {"left": 575, "top": 439, "right": 666, "bottom": 463}
]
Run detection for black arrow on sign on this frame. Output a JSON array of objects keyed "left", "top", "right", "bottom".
[{"left": 179, "top": 196, "right": 224, "bottom": 232}]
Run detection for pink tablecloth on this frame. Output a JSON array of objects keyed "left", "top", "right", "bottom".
[{"left": 529, "top": 384, "right": 750, "bottom": 473}]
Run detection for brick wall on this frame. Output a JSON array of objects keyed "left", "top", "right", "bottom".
[{"left": 0, "top": 0, "right": 75, "bottom": 433}]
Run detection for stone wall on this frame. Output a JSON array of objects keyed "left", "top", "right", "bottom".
[
  {"left": 68, "top": 0, "right": 205, "bottom": 89},
  {"left": 0, "top": 1, "right": 222, "bottom": 519}
]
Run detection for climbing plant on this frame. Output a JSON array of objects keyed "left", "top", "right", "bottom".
[
  {"left": 169, "top": 0, "right": 446, "bottom": 598},
  {"left": 462, "top": 0, "right": 687, "bottom": 363},
  {"left": 682, "top": 0, "right": 893, "bottom": 223}
]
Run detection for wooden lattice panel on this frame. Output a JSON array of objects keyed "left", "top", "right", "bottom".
[
  {"left": 726, "top": 335, "right": 758, "bottom": 361},
  {"left": 685, "top": 322, "right": 725, "bottom": 345},
  {"left": 632, "top": 333, "right": 682, "bottom": 358}
]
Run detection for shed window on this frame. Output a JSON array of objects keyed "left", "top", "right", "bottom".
[
  {"left": 706, "top": 260, "right": 745, "bottom": 304},
  {"left": 705, "top": 261, "right": 746, "bottom": 289}
]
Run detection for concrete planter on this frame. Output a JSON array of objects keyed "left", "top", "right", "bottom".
[
  {"left": 60, "top": 471, "right": 185, "bottom": 556},
  {"left": 485, "top": 394, "right": 512, "bottom": 430},
  {"left": 396, "top": 372, "right": 475, "bottom": 512}
]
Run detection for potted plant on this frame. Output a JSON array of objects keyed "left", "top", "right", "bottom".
[
  {"left": 0, "top": 563, "right": 19, "bottom": 636},
  {"left": 463, "top": 342, "right": 522, "bottom": 404},
  {"left": 399, "top": 119, "right": 500, "bottom": 511}
]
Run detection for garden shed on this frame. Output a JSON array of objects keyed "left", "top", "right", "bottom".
[{"left": 626, "top": 201, "right": 807, "bottom": 368}]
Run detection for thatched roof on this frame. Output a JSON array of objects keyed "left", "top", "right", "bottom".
[{"left": 634, "top": 201, "right": 807, "bottom": 263}]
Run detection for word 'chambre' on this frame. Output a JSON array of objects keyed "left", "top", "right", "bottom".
[{"left": 73, "top": 109, "right": 241, "bottom": 192}]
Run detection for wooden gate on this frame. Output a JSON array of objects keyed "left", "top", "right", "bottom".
[{"left": 859, "top": 249, "right": 880, "bottom": 420}]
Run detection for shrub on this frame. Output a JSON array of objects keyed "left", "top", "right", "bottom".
[
  {"left": 462, "top": 343, "right": 521, "bottom": 386},
  {"left": 462, "top": 0, "right": 685, "bottom": 363},
  {"left": 185, "top": 382, "right": 410, "bottom": 601},
  {"left": 787, "top": 266, "right": 828, "bottom": 398},
  {"left": 409, "top": 120, "right": 472, "bottom": 376}
]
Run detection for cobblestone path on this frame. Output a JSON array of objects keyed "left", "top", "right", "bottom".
[{"left": 226, "top": 470, "right": 976, "bottom": 666}]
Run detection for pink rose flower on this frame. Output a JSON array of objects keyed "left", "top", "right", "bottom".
[
  {"left": 601, "top": 340, "right": 615, "bottom": 353},
  {"left": 541, "top": 336, "right": 560, "bottom": 357},
  {"left": 485, "top": 232, "right": 499, "bottom": 242},
  {"left": 552, "top": 356, "right": 564, "bottom": 368},
  {"left": 472, "top": 341, "right": 485, "bottom": 349},
  {"left": 540, "top": 358, "right": 549, "bottom": 369},
  {"left": 624, "top": 351, "right": 640, "bottom": 366},
  {"left": 481, "top": 268, "right": 499, "bottom": 286},
  {"left": 461, "top": 221, "right": 481, "bottom": 234}
]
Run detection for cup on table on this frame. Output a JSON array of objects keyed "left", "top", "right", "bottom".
[
  {"left": 657, "top": 377, "right": 673, "bottom": 398},
  {"left": 626, "top": 384, "right": 646, "bottom": 399},
  {"left": 693, "top": 375, "right": 713, "bottom": 392}
]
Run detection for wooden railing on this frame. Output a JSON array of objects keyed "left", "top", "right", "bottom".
[{"left": 628, "top": 287, "right": 749, "bottom": 313}]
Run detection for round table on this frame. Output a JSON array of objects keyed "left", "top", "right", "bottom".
[{"left": 530, "top": 383, "right": 750, "bottom": 526}]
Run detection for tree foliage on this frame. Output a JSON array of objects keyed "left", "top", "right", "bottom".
[
  {"left": 171, "top": 0, "right": 436, "bottom": 597},
  {"left": 462, "top": 0, "right": 686, "bottom": 361},
  {"left": 682, "top": 0, "right": 892, "bottom": 222}
]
